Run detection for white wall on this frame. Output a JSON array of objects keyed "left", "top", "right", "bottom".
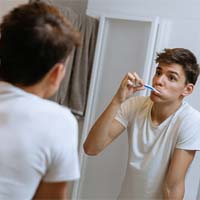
[
  {"left": 153, "top": 19, "right": 200, "bottom": 199},
  {"left": 87, "top": 0, "right": 200, "bottom": 19}
]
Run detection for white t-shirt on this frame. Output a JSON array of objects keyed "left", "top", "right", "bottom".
[
  {"left": 0, "top": 81, "right": 80, "bottom": 199},
  {"left": 115, "top": 96, "right": 200, "bottom": 199}
]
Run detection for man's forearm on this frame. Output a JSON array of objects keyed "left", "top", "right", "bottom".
[
  {"left": 163, "top": 182, "right": 184, "bottom": 200},
  {"left": 83, "top": 99, "right": 121, "bottom": 155}
]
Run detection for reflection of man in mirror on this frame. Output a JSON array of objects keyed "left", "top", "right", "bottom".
[
  {"left": 0, "top": 2, "right": 80, "bottom": 199},
  {"left": 84, "top": 48, "right": 200, "bottom": 199}
]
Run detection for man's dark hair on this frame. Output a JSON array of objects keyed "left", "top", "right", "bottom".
[
  {"left": 156, "top": 48, "right": 199, "bottom": 85},
  {"left": 0, "top": 2, "right": 80, "bottom": 86}
]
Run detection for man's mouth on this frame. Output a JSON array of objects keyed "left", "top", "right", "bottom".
[{"left": 152, "top": 89, "right": 161, "bottom": 95}]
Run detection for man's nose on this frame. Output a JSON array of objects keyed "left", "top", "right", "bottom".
[{"left": 154, "top": 75, "right": 164, "bottom": 85}]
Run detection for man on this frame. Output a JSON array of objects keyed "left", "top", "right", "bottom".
[
  {"left": 0, "top": 2, "right": 80, "bottom": 199},
  {"left": 84, "top": 48, "right": 200, "bottom": 199}
]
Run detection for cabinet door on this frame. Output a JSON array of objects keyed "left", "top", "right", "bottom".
[{"left": 74, "top": 16, "right": 159, "bottom": 199}]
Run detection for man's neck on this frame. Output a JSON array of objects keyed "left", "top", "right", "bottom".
[
  {"left": 151, "top": 100, "right": 182, "bottom": 126},
  {"left": 16, "top": 83, "right": 47, "bottom": 99}
]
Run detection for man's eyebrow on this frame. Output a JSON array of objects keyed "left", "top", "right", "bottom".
[
  {"left": 156, "top": 66, "right": 162, "bottom": 70},
  {"left": 168, "top": 71, "right": 180, "bottom": 77},
  {"left": 156, "top": 67, "right": 180, "bottom": 77}
]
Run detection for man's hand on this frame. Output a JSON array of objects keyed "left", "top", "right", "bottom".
[{"left": 113, "top": 72, "right": 145, "bottom": 104}]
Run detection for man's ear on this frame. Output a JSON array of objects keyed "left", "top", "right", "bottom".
[
  {"left": 48, "top": 63, "right": 66, "bottom": 88},
  {"left": 182, "top": 83, "right": 194, "bottom": 97}
]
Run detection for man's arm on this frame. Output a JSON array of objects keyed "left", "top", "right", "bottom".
[
  {"left": 83, "top": 100, "right": 126, "bottom": 155},
  {"left": 83, "top": 72, "right": 145, "bottom": 155},
  {"left": 33, "top": 181, "right": 67, "bottom": 199},
  {"left": 163, "top": 149, "right": 196, "bottom": 199}
]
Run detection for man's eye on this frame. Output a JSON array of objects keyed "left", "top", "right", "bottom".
[
  {"left": 169, "top": 75, "right": 176, "bottom": 81},
  {"left": 155, "top": 71, "right": 161, "bottom": 76}
]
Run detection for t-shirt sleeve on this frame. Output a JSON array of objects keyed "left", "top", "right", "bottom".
[
  {"left": 115, "top": 96, "right": 141, "bottom": 128},
  {"left": 43, "top": 111, "right": 80, "bottom": 182},
  {"left": 176, "top": 110, "right": 200, "bottom": 151}
]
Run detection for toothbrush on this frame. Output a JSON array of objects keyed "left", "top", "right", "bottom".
[
  {"left": 143, "top": 84, "right": 160, "bottom": 94},
  {"left": 127, "top": 80, "right": 160, "bottom": 93}
]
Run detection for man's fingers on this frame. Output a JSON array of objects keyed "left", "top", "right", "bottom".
[{"left": 126, "top": 72, "right": 144, "bottom": 87}]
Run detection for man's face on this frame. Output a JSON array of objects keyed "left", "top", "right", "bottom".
[{"left": 150, "top": 63, "right": 191, "bottom": 104}]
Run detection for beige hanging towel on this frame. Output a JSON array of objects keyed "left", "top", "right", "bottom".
[{"left": 30, "top": 0, "right": 99, "bottom": 117}]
